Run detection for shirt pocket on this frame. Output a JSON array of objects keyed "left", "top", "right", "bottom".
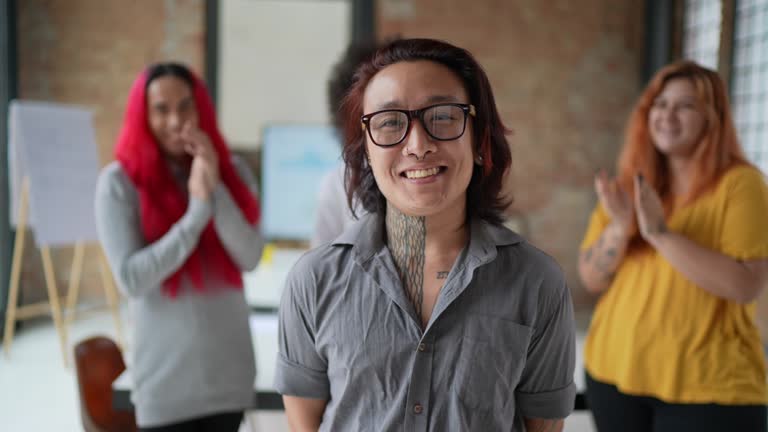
[{"left": 452, "top": 314, "right": 532, "bottom": 413}]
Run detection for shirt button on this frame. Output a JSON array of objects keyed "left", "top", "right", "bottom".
[
  {"left": 413, "top": 403, "right": 423, "bottom": 414},
  {"left": 418, "top": 343, "right": 426, "bottom": 352}
]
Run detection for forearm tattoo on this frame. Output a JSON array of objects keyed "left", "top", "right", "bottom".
[
  {"left": 386, "top": 206, "right": 426, "bottom": 319},
  {"left": 584, "top": 229, "right": 624, "bottom": 282}
]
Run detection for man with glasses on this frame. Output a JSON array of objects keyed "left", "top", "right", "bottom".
[{"left": 276, "top": 39, "right": 575, "bottom": 432}]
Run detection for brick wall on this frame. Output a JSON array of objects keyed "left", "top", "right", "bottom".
[
  {"left": 15, "top": 0, "right": 205, "bottom": 305},
  {"left": 377, "top": 0, "right": 646, "bottom": 308}
]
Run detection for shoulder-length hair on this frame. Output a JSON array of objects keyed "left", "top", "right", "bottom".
[
  {"left": 340, "top": 38, "right": 512, "bottom": 225},
  {"left": 617, "top": 60, "right": 749, "bottom": 250}
]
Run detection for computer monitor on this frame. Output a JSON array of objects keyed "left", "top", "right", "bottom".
[{"left": 260, "top": 125, "right": 342, "bottom": 241}]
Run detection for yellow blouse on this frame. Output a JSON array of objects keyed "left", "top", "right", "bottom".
[{"left": 581, "top": 165, "right": 768, "bottom": 404}]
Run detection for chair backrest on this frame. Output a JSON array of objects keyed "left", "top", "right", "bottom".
[{"left": 74, "top": 336, "right": 137, "bottom": 432}]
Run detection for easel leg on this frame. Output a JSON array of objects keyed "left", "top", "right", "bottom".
[
  {"left": 40, "top": 246, "right": 69, "bottom": 367},
  {"left": 98, "top": 250, "right": 124, "bottom": 348},
  {"left": 64, "top": 242, "right": 85, "bottom": 325},
  {"left": 3, "top": 178, "right": 29, "bottom": 357},
  {"left": 2, "top": 226, "right": 25, "bottom": 357}
]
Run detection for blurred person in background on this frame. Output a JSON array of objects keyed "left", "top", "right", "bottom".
[
  {"left": 276, "top": 38, "right": 576, "bottom": 432},
  {"left": 311, "top": 39, "right": 380, "bottom": 247},
  {"left": 95, "top": 62, "right": 263, "bottom": 431},
  {"left": 579, "top": 60, "right": 768, "bottom": 432}
]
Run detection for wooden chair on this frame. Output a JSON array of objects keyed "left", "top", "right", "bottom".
[{"left": 74, "top": 336, "right": 137, "bottom": 432}]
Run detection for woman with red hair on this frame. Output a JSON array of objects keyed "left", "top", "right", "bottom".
[
  {"left": 95, "top": 62, "right": 262, "bottom": 431},
  {"left": 579, "top": 61, "right": 768, "bottom": 431}
]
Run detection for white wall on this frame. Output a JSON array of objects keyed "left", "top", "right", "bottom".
[{"left": 219, "top": 0, "right": 351, "bottom": 149}]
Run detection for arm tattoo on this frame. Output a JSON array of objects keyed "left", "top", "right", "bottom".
[
  {"left": 385, "top": 206, "right": 426, "bottom": 319},
  {"left": 594, "top": 246, "right": 616, "bottom": 273},
  {"left": 586, "top": 229, "right": 624, "bottom": 281},
  {"left": 436, "top": 271, "right": 449, "bottom": 279}
]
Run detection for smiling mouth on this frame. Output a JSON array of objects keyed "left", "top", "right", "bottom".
[{"left": 402, "top": 167, "right": 444, "bottom": 179}]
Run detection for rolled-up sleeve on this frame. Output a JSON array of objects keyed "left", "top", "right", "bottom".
[
  {"left": 274, "top": 255, "right": 330, "bottom": 399},
  {"left": 515, "top": 265, "right": 577, "bottom": 419}
]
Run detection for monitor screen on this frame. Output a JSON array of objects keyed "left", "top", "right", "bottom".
[{"left": 261, "top": 125, "right": 342, "bottom": 241}]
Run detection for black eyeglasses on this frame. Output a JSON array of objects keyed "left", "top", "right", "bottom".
[{"left": 361, "top": 103, "right": 476, "bottom": 147}]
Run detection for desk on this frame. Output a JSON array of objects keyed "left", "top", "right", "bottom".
[{"left": 243, "top": 247, "right": 305, "bottom": 311}]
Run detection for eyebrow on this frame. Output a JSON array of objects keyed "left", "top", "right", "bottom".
[
  {"left": 653, "top": 98, "right": 699, "bottom": 107},
  {"left": 151, "top": 96, "right": 194, "bottom": 109},
  {"left": 655, "top": 94, "right": 697, "bottom": 102},
  {"left": 375, "top": 94, "right": 463, "bottom": 110}
]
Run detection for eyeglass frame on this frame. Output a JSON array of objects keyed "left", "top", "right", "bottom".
[{"left": 360, "top": 103, "right": 477, "bottom": 147}]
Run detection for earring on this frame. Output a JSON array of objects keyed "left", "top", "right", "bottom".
[{"left": 474, "top": 155, "right": 484, "bottom": 165}]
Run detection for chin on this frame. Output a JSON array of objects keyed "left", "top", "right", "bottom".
[
  {"left": 654, "top": 142, "right": 696, "bottom": 158},
  {"left": 386, "top": 200, "right": 436, "bottom": 217},
  {"left": 400, "top": 199, "right": 458, "bottom": 218}
]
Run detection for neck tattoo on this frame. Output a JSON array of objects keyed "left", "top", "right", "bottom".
[{"left": 385, "top": 205, "right": 426, "bottom": 320}]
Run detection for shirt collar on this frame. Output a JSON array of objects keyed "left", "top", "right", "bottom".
[{"left": 333, "top": 212, "right": 524, "bottom": 263}]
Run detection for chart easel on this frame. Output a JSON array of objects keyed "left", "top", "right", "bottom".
[{"left": 4, "top": 100, "right": 125, "bottom": 366}]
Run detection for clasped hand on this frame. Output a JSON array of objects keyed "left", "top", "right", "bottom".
[
  {"left": 595, "top": 170, "right": 668, "bottom": 244},
  {"left": 183, "top": 122, "right": 220, "bottom": 201}
]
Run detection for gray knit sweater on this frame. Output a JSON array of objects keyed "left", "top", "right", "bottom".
[{"left": 95, "top": 157, "right": 263, "bottom": 427}]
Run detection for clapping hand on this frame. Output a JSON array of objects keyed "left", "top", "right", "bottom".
[
  {"left": 595, "top": 170, "right": 634, "bottom": 237},
  {"left": 633, "top": 173, "right": 667, "bottom": 244},
  {"left": 184, "top": 122, "right": 220, "bottom": 201}
]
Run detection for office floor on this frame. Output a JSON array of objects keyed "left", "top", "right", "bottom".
[{"left": 0, "top": 304, "right": 596, "bottom": 432}]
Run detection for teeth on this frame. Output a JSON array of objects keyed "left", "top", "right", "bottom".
[{"left": 405, "top": 167, "right": 440, "bottom": 179}]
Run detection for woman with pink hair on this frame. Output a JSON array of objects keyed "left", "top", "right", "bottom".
[{"left": 96, "top": 62, "right": 263, "bottom": 431}]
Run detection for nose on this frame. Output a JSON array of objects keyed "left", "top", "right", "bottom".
[
  {"left": 167, "top": 111, "right": 183, "bottom": 132},
  {"left": 402, "top": 119, "right": 437, "bottom": 160},
  {"left": 660, "top": 105, "right": 679, "bottom": 123}
]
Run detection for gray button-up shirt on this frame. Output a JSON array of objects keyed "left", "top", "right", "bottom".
[{"left": 275, "top": 213, "right": 576, "bottom": 431}]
